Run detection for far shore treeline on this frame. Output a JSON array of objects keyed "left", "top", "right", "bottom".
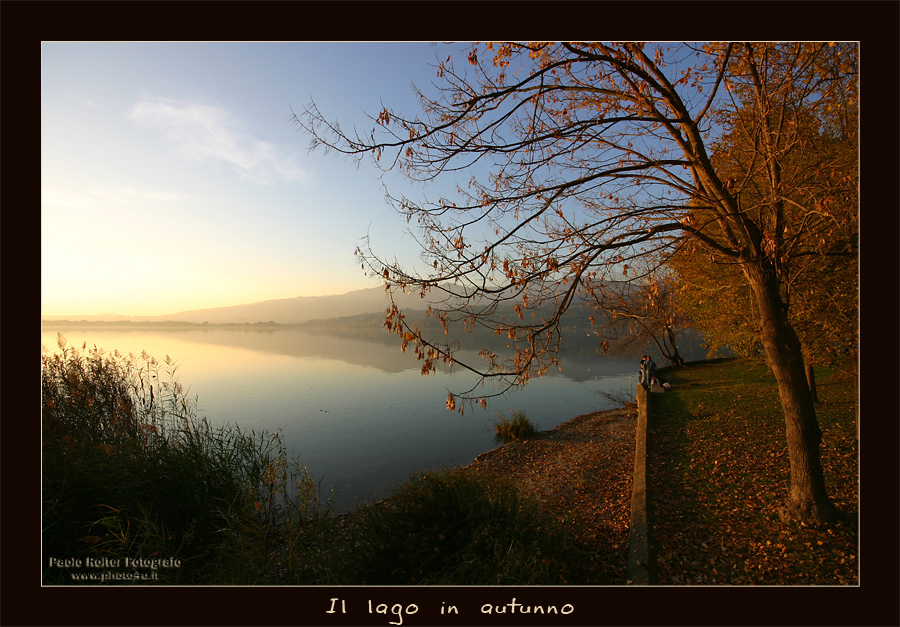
[{"left": 41, "top": 310, "right": 710, "bottom": 365}]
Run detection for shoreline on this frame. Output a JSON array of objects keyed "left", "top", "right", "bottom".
[
  {"left": 468, "top": 405, "right": 635, "bottom": 467},
  {"left": 462, "top": 405, "right": 638, "bottom": 584}
]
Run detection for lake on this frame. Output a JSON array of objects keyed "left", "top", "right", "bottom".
[{"left": 42, "top": 324, "right": 651, "bottom": 513}]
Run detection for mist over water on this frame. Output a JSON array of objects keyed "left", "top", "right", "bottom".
[{"left": 42, "top": 325, "right": 684, "bottom": 513}]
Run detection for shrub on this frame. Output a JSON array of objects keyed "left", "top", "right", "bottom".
[
  {"left": 340, "top": 468, "right": 588, "bottom": 585},
  {"left": 493, "top": 410, "right": 537, "bottom": 443}
]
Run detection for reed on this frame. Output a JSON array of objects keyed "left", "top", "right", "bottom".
[
  {"left": 42, "top": 334, "right": 332, "bottom": 584},
  {"left": 493, "top": 410, "right": 538, "bottom": 443}
]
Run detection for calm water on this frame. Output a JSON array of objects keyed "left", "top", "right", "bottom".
[{"left": 42, "top": 325, "right": 645, "bottom": 513}]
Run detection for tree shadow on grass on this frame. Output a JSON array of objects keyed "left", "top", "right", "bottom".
[{"left": 643, "top": 369, "right": 714, "bottom": 584}]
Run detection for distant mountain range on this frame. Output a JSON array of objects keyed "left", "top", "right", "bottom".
[{"left": 42, "top": 286, "right": 441, "bottom": 324}]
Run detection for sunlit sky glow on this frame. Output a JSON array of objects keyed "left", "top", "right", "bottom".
[{"left": 42, "top": 42, "right": 471, "bottom": 316}]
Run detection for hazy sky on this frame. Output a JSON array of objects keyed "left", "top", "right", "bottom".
[{"left": 41, "top": 42, "right": 471, "bottom": 316}]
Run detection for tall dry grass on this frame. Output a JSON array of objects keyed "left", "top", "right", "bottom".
[{"left": 42, "top": 334, "right": 333, "bottom": 584}]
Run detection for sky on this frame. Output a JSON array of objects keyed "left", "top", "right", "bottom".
[{"left": 41, "top": 42, "right": 472, "bottom": 316}]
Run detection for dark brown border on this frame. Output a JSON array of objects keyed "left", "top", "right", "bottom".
[{"left": 8, "top": 2, "right": 898, "bottom": 626}]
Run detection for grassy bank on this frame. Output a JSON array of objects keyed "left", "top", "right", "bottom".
[
  {"left": 326, "top": 468, "right": 589, "bottom": 585},
  {"left": 42, "top": 336, "right": 338, "bottom": 584},
  {"left": 648, "top": 358, "right": 859, "bottom": 585}
]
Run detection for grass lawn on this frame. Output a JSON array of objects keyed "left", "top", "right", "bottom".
[{"left": 648, "top": 358, "right": 858, "bottom": 585}]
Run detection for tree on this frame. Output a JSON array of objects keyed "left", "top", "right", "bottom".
[
  {"left": 294, "top": 42, "right": 858, "bottom": 524},
  {"left": 670, "top": 44, "right": 859, "bottom": 388},
  {"left": 586, "top": 259, "right": 690, "bottom": 367}
]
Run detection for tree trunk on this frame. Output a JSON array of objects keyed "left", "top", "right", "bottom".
[
  {"left": 746, "top": 264, "right": 838, "bottom": 525},
  {"left": 804, "top": 357, "right": 818, "bottom": 403},
  {"left": 665, "top": 326, "right": 685, "bottom": 367}
]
